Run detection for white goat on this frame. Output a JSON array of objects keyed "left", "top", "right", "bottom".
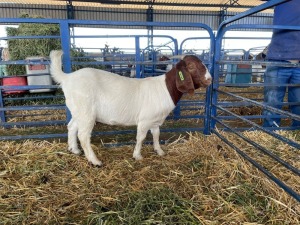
[{"left": 50, "top": 50, "right": 212, "bottom": 166}]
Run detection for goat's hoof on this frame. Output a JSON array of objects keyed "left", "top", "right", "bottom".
[
  {"left": 91, "top": 162, "right": 103, "bottom": 168},
  {"left": 156, "top": 150, "right": 166, "bottom": 156},
  {"left": 90, "top": 160, "right": 103, "bottom": 167},
  {"left": 133, "top": 155, "right": 143, "bottom": 161},
  {"left": 69, "top": 147, "right": 81, "bottom": 155}
]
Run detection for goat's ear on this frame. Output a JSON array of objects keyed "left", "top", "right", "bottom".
[{"left": 175, "top": 60, "right": 195, "bottom": 95}]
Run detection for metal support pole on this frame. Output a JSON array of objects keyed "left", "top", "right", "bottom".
[
  {"left": 0, "top": 88, "right": 6, "bottom": 125},
  {"left": 219, "top": 0, "right": 240, "bottom": 25},
  {"left": 135, "top": 36, "right": 141, "bottom": 78},
  {"left": 66, "top": 1, "right": 75, "bottom": 46},
  {"left": 60, "top": 20, "right": 72, "bottom": 123},
  {"left": 146, "top": 0, "right": 155, "bottom": 48}
]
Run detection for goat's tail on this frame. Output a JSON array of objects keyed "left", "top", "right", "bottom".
[{"left": 49, "top": 50, "right": 67, "bottom": 84}]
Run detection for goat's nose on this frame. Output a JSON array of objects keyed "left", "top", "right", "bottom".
[
  {"left": 205, "top": 71, "right": 212, "bottom": 81},
  {"left": 206, "top": 77, "right": 212, "bottom": 84}
]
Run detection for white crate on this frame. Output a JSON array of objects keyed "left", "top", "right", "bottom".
[{"left": 26, "top": 57, "right": 53, "bottom": 93}]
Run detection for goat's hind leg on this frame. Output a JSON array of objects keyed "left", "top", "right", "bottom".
[
  {"left": 77, "top": 119, "right": 102, "bottom": 166},
  {"left": 67, "top": 118, "right": 81, "bottom": 155}
]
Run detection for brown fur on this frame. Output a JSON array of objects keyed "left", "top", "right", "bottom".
[{"left": 165, "top": 56, "right": 211, "bottom": 105}]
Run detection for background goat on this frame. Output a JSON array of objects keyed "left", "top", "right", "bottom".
[{"left": 50, "top": 50, "right": 212, "bottom": 166}]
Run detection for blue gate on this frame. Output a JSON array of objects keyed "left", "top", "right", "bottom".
[
  {"left": 0, "top": 18, "right": 214, "bottom": 140},
  {"left": 210, "top": 0, "right": 300, "bottom": 202}
]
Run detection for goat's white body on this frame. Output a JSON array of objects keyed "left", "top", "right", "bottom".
[{"left": 63, "top": 68, "right": 175, "bottom": 126}]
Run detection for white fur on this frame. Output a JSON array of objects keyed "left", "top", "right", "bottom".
[{"left": 50, "top": 50, "right": 175, "bottom": 166}]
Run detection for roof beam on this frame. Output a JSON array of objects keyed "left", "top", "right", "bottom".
[{"left": 54, "top": 0, "right": 257, "bottom": 9}]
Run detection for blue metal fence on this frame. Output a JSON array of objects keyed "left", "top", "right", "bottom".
[
  {"left": 0, "top": 18, "right": 214, "bottom": 138},
  {"left": 211, "top": 0, "right": 300, "bottom": 202}
]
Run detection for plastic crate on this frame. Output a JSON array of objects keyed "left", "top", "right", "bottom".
[
  {"left": 26, "top": 57, "right": 53, "bottom": 93},
  {"left": 2, "top": 76, "right": 28, "bottom": 95},
  {"left": 225, "top": 64, "right": 252, "bottom": 85}
]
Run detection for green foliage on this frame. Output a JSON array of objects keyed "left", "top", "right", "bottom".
[
  {"left": 6, "top": 14, "right": 61, "bottom": 75},
  {"left": 87, "top": 186, "right": 201, "bottom": 225},
  {"left": 5, "top": 13, "right": 103, "bottom": 76},
  {"left": 225, "top": 182, "right": 270, "bottom": 222},
  {"left": 102, "top": 44, "right": 123, "bottom": 54},
  {"left": 70, "top": 47, "right": 104, "bottom": 71}
]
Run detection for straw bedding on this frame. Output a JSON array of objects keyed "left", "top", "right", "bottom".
[{"left": 0, "top": 131, "right": 299, "bottom": 224}]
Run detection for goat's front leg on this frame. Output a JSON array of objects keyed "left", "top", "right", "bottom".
[
  {"left": 151, "top": 126, "right": 165, "bottom": 156},
  {"left": 133, "top": 124, "right": 149, "bottom": 160}
]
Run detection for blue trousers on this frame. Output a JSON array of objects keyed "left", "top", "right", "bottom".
[{"left": 263, "top": 66, "right": 300, "bottom": 127}]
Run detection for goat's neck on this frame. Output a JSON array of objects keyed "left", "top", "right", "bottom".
[{"left": 165, "top": 68, "right": 183, "bottom": 105}]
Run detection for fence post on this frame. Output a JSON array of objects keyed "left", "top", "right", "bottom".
[
  {"left": 0, "top": 88, "right": 6, "bottom": 125},
  {"left": 60, "top": 20, "right": 72, "bottom": 123}
]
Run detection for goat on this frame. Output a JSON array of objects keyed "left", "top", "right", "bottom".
[
  {"left": 157, "top": 55, "right": 171, "bottom": 71},
  {"left": 50, "top": 50, "right": 212, "bottom": 166}
]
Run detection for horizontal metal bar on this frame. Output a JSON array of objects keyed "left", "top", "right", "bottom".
[
  {"left": 217, "top": 60, "right": 300, "bottom": 68},
  {"left": 0, "top": 127, "right": 204, "bottom": 140},
  {"left": 3, "top": 95, "right": 64, "bottom": 101},
  {"left": 1, "top": 35, "right": 60, "bottom": 40},
  {"left": 219, "top": 0, "right": 288, "bottom": 28},
  {"left": 56, "top": 0, "right": 259, "bottom": 9},
  {"left": 0, "top": 85, "right": 59, "bottom": 90},
  {"left": 218, "top": 83, "right": 300, "bottom": 87},
  {"left": 217, "top": 89, "right": 300, "bottom": 121},
  {"left": 5, "top": 113, "right": 54, "bottom": 118},
  {"left": 211, "top": 129, "right": 300, "bottom": 202},
  {"left": 213, "top": 117, "right": 300, "bottom": 176},
  {"left": 0, "top": 120, "right": 66, "bottom": 128},
  {"left": 0, "top": 105, "right": 66, "bottom": 111},
  {"left": 216, "top": 114, "right": 285, "bottom": 120},
  {"left": 214, "top": 105, "right": 300, "bottom": 150}
]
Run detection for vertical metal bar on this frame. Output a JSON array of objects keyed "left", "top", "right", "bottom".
[
  {"left": 59, "top": 20, "right": 72, "bottom": 122},
  {"left": 152, "top": 50, "right": 156, "bottom": 75},
  {"left": 0, "top": 88, "right": 6, "bottom": 125},
  {"left": 203, "top": 31, "right": 215, "bottom": 135},
  {"left": 210, "top": 29, "right": 222, "bottom": 131},
  {"left": 135, "top": 36, "right": 141, "bottom": 78},
  {"left": 60, "top": 21, "right": 72, "bottom": 73},
  {"left": 173, "top": 105, "right": 181, "bottom": 120},
  {"left": 146, "top": 5, "right": 154, "bottom": 48},
  {"left": 173, "top": 38, "right": 179, "bottom": 56},
  {"left": 172, "top": 38, "right": 180, "bottom": 119}
]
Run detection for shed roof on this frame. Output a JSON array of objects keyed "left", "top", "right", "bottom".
[{"left": 0, "top": 0, "right": 273, "bottom": 13}]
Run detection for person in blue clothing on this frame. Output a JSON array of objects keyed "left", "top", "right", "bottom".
[{"left": 262, "top": 0, "right": 300, "bottom": 127}]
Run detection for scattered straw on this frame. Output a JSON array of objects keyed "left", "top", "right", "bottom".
[{"left": 0, "top": 131, "right": 299, "bottom": 224}]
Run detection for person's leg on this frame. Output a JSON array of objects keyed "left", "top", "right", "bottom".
[
  {"left": 263, "top": 66, "right": 289, "bottom": 127},
  {"left": 288, "top": 67, "right": 300, "bottom": 127}
]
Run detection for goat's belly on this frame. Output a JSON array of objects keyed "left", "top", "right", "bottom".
[
  {"left": 97, "top": 118, "right": 136, "bottom": 126},
  {"left": 95, "top": 110, "right": 171, "bottom": 127},
  {"left": 95, "top": 113, "right": 137, "bottom": 126}
]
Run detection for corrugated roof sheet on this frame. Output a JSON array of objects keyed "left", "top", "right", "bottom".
[{"left": 0, "top": 0, "right": 273, "bottom": 13}]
